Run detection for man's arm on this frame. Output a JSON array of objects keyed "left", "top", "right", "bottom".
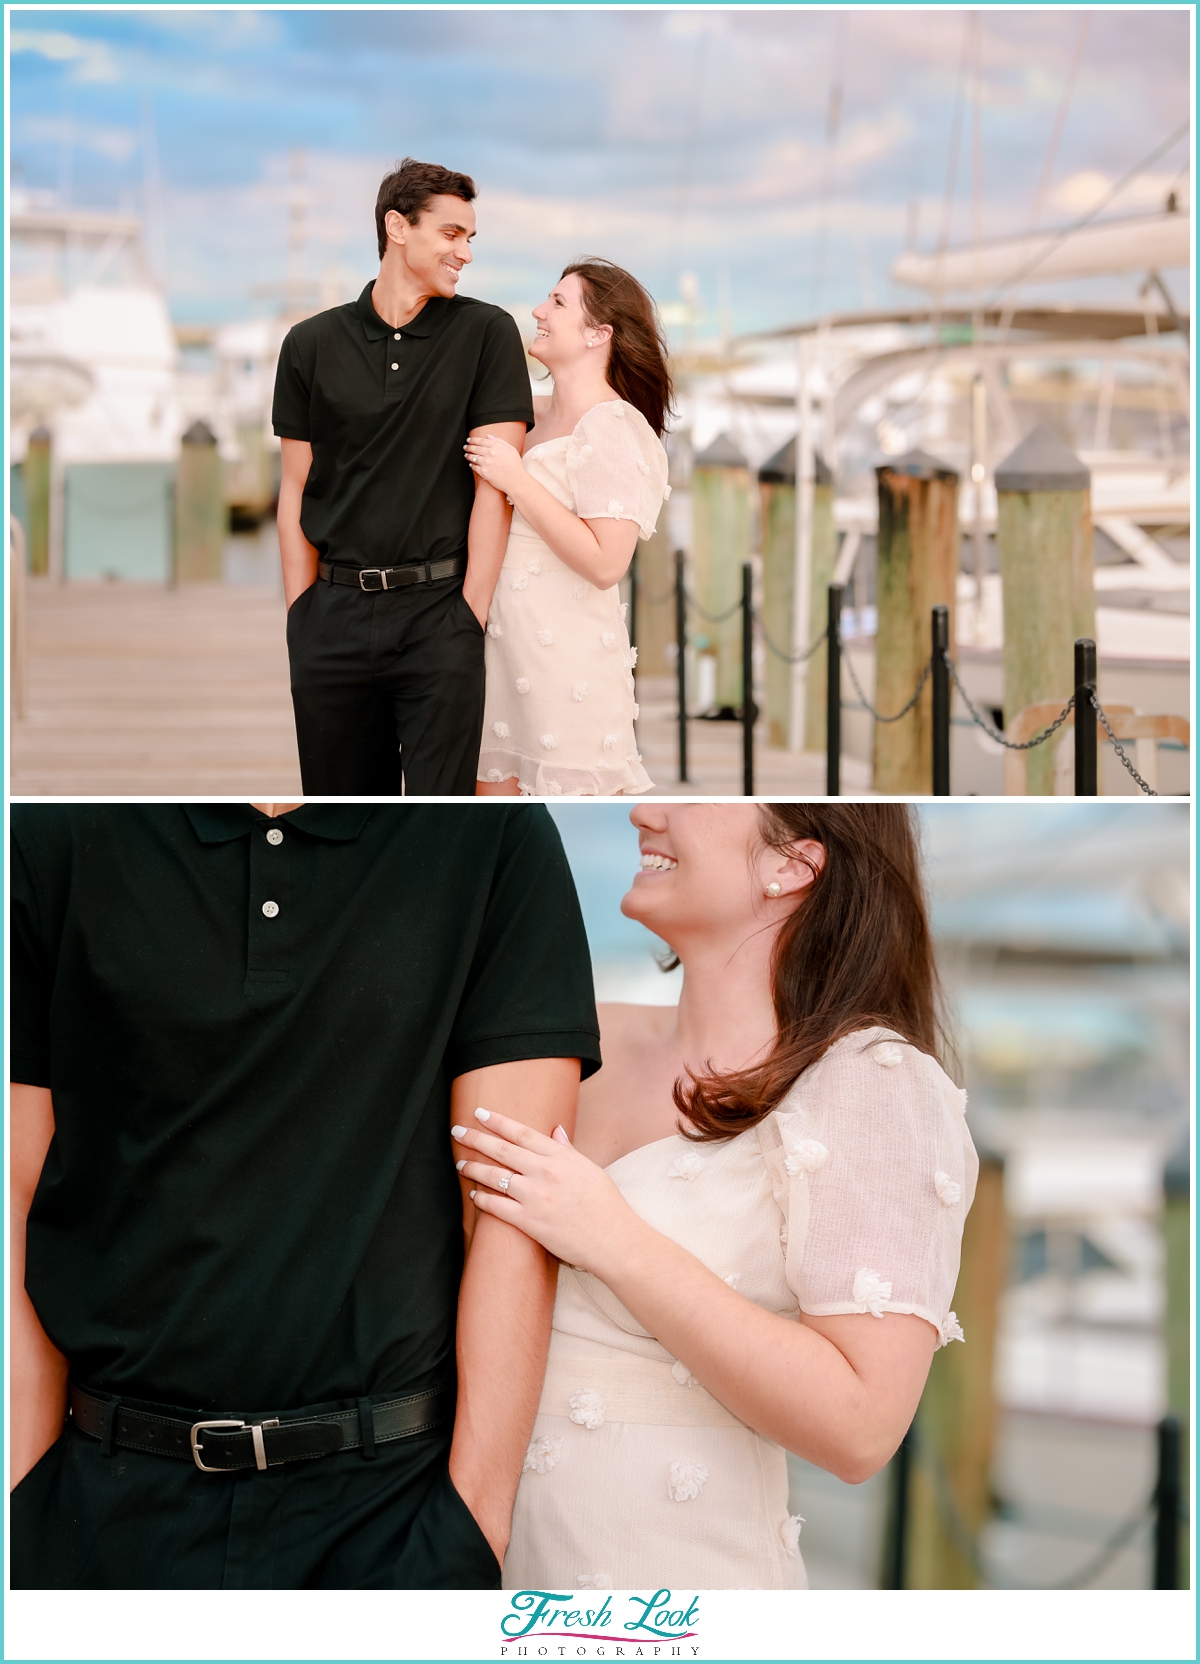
[
  {"left": 278, "top": 438, "right": 321, "bottom": 609},
  {"left": 449, "top": 1055, "right": 580, "bottom": 1563},
  {"left": 10, "top": 1083, "right": 68, "bottom": 1489},
  {"left": 462, "top": 421, "right": 526, "bottom": 627}
]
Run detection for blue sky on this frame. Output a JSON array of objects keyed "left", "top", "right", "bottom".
[{"left": 10, "top": 7, "right": 1192, "bottom": 329}]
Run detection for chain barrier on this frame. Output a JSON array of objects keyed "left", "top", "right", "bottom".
[
  {"left": 840, "top": 637, "right": 933, "bottom": 724},
  {"left": 759, "top": 617, "right": 829, "bottom": 666},
  {"left": 1091, "top": 692, "right": 1160, "bottom": 796},
  {"left": 682, "top": 587, "right": 743, "bottom": 626},
  {"left": 633, "top": 574, "right": 676, "bottom": 609},
  {"left": 942, "top": 652, "right": 1077, "bottom": 752}
]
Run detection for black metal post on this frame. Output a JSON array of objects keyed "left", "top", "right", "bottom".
[
  {"left": 1154, "top": 1414, "right": 1181, "bottom": 1589},
  {"left": 826, "top": 583, "right": 843, "bottom": 797},
  {"left": 627, "top": 546, "right": 638, "bottom": 653},
  {"left": 883, "top": 1424, "right": 914, "bottom": 1589},
  {"left": 1074, "top": 636, "right": 1098, "bottom": 796},
  {"left": 674, "top": 550, "right": 688, "bottom": 785},
  {"left": 741, "top": 561, "right": 754, "bottom": 797},
  {"left": 931, "top": 604, "right": 951, "bottom": 795}
]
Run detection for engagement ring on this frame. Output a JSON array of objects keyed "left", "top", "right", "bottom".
[{"left": 497, "top": 1173, "right": 511, "bottom": 1193}]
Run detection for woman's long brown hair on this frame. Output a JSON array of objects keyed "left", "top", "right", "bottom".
[
  {"left": 562, "top": 258, "right": 674, "bottom": 436},
  {"left": 678, "top": 804, "right": 943, "bottom": 1142}
]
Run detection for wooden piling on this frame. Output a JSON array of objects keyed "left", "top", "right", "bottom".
[
  {"left": 906, "top": 1155, "right": 1007, "bottom": 1589},
  {"left": 25, "top": 425, "right": 52, "bottom": 577},
  {"left": 759, "top": 443, "right": 835, "bottom": 749},
  {"left": 995, "top": 425, "right": 1095, "bottom": 796},
  {"left": 872, "top": 449, "right": 959, "bottom": 794},
  {"left": 174, "top": 419, "right": 225, "bottom": 583},
  {"left": 691, "top": 432, "right": 750, "bottom": 712}
]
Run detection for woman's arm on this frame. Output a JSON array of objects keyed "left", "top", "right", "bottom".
[
  {"left": 455, "top": 1109, "right": 937, "bottom": 1485},
  {"left": 463, "top": 422, "right": 526, "bottom": 626},
  {"left": 464, "top": 433, "right": 638, "bottom": 589}
]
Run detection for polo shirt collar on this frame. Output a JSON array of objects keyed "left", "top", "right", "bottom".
[
  {"left": 355, "top": 281, "right": 448, "bottom": 341},
  {"left": 183, "top": 805, "right": 374, "bottom": 844}
]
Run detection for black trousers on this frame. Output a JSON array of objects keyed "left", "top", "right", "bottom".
[
  {"left": 10, "top": 1415, "right": 499, "bottom": 1590},
  {"left": 287, "top": 573, "right": 486, "bottom": 796}
]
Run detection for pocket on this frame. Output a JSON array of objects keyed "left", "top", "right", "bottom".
[
  {"left": 286, "top": 580, "right": 318, "bottom": 622},
  {"left": 10, "top": 1430, "right": 65, "bottom": 1503},
  {"left": 445, "top": 1472, "right": 501, "bottom": 1580},
  {"left": 453, "top": 587, "right": 486, "bottom": 637}
]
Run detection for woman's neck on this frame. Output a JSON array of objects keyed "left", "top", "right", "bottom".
[
  {"left": 668, "top": 928, "right": 778, "bottom": 1077},
  {"left": 542, "top": 356, "right": 617, "bottom": 430}
]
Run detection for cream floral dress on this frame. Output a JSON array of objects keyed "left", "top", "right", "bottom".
[
  {"left": 478, "top": 399, "right": 669, "bottom": 796},
  {"left": 503, "top": 1028, "right": 979, "bottom": 1591}
]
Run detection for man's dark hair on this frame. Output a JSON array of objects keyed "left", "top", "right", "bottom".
[{"left": 375, "top": 158, "right": 477, "bottom": 259}]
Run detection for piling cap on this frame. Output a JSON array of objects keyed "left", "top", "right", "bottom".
[
  {"left": 29, "top": 423, "right": 52, "bottom": 444},
  {"left": 758, "top": 439, "right": 833, "bottom": 487},
  {"left": 182, "top": 418, "right": 218, "bottom": 447},
  {"left": 875, "top": 446, "right": 958, "bottom": 484},
  {"left": 995, "top": 424, "right": 1090, "bottom": 493},
  {"left": 693, "top": 431, "right": 748, "bottom": 469}
]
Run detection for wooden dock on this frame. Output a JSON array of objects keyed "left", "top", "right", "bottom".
[{"left": 10, "top": 583, "right": 868, "bottom": 798}]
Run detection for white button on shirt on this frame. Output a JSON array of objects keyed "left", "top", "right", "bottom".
[
  {"left": 266, "top": 828, "right": 284, "bottom": 846},
  {"left": 262, "top": 900, "right": 280, "bottom": 918}
]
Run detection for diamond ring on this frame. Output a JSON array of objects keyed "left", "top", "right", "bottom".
[{"left": 497, "top": 1173, "right": 511, "bottom": 1193}]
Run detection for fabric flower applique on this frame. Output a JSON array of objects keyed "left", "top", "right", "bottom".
[
  {"left": 515, "top": 678, "right": 530, "bottom": 694},
  {"left": 784, "top": 1137, "right": 829, "bottom": 1179},
  {"left": 580, "top": 444, "right": 594, "bottom": 457},
  {"left": 667, "top": 1460, "right": 709, "bottom": 1502},
  {"left": 577, "top": 1574, "right": 613, "bottom": 1590},
  {"left": 723, "top": 1273, "right": 742, "bottom": 1290},
  {"left": 485, "top": 769, "right": 503, "bottom": 783},
  {"left": 666, "top": 1151, "right": 707, "bottom": 1181},
  {"left": 940, "top": 1311, "right": 965, "bottom": 1347},
  {"left": 852, "top": 1267, "right": 893, "bottom": 1318},
  {"left": 526, "top": 558, "right": 542, "bottom": 576},
  {"left": 509, "top": 574, "right": 529, "bottom": 592},
  {"left": 537, "top": 629, "right": 555, "bottom": 646},
  {"left": 608, "top": 499, "right": 625, "bottom": 517},
  {"left": 545, "top": 780, "right": 563, "bottom": 795},
  {"left": 486, "top": 621, "right": 502, "bottom": 639},
  {"left": 957, "top": 1088, "right": 969, "bottom": 1115},
  {"left": 638, "top": 460, "right": 651, "bottom": 474},
  {"left": 671, "top": 1360, "right": 699, "bottom": 1388},
  {"left": 632, "top": 703, "right": 640, "bottom": 720},
  {"left": 623, "top": 648, "right": 638, "bottom": 670},
  {"left": 568, "top": 1388, "right": 606, "bottom": 1430},
  {"left": 780, "top": 1514, "right": 805, "bottom": 1556},
  {"left": 540, "top": 734, "right": 560, "bottom": 750},
  {"left": 573, "top": 683, "right": 589, "bottom": 702},
  {"left": 602, "top": 735, "right": 618, "bottom": 751},
  {"left": 934, "top": 1171, "right": 962, "bottom": 1207},
  {"left": 492, "top": 721, "right": 510, "bottom": 739},
  {"left": 610, "top": 405, "right": 624, "bottom": 418},
  {"left": 873, "top": 1042, "right": 905, "bottom": 1067},
  {"left": 573, "top": 581, "right": 589, "bottom": 600},
  {"left": 619, "top": 601, "right": 629, "bottom": 621},
  {"left": 600, "top": 631, "right": 617, "bottom": 648},
  {"left": 523, "top": 1434, "right": 563, "bottom": 1474}
]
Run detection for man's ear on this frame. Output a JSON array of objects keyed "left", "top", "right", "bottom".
[{"left": 384, "top": 209, "right": 408, "bottom": 248}]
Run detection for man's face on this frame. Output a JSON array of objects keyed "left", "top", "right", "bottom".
[{"left": 385, "top": 194, "right": 476, "bottom": 296}]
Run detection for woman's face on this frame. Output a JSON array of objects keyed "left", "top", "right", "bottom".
[
  {"left": 530, "top": 273, "right": 609, "bottom": 374},
  {"left": 620, "top": 804, "right": 820, "bottom": 949}
]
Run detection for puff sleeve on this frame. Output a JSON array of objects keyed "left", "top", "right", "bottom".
[
  {"left": 757, "top": 1028, "right": 978, "bottom": 1347},
  {"left": 565, "top": 401, "right": 670, "bottom": 540}
]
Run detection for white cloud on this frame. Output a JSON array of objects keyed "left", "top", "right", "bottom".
[
  {"left": 16, "top": 115, "right": 137, "bottom": 163},
  {"left": 10, "top": 29, "right": 120, "bottom": 83}
]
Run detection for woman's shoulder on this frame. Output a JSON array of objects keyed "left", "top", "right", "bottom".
[{"left": 781, "top": 1027, "right": 967, "bottom": 1115}]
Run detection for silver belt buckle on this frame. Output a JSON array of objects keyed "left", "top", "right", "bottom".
[
  {"left": 358, "top": 567, "right": 388, "bottom": 591},
  {"left": 191, "top": 1417, "right": 280, "bottom": 1472}
]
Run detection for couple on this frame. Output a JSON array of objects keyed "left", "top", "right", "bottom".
[
  {"left": 10, "top": 801, "right": 976, "bottom": 1590},
  {"left": 275, "top": 155, "right": 668, "bottom": 798}
]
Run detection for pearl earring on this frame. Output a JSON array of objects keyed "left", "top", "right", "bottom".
[{"left": 765, "top": 882, "right": 783, "bottom": 899}]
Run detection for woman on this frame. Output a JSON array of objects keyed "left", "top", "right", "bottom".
[
  {"left": 465, "top": 260, "right": 672, "bottom": 796},
  {"left": 452, "top": 803, "right": 978, "bottom": 1590}
]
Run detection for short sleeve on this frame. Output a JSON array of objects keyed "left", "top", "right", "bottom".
[
  {"left": 447, "top": 806, "right": 601, "bottom": 1081},
  {"left": 565, "top": 402, "right": 670, "bottom": 540},
  {"left": 757, "top": 1029, "right": 978, "bottom": 1347},
  {"left": 465, "top": 310, "right": 536, "bottom": 432},
  {"left": 272, "top": 328, "right": 312, "bottom": 442},
  {"left": 10, "top": 837, "right": 53, "bottom": 1088}
]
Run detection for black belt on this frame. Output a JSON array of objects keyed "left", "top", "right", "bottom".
[
  {"left": 318, "top": 556, "right": 466, "bottom": 592},
  {"left": 69, "top": 1381, "right": 454, "bottom": 1474}
]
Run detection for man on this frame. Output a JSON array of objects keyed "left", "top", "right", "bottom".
[
  {"left": 10, "top": 803, "right": 600, "bottom": 1588},
  {"left": 273, "top": 158, "right": 533, "bottom": 795}
]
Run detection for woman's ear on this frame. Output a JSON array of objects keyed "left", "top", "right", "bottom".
[
  {"left": 586, "top": 323, "right": 614, "bottom": 350},
  {"left": 764, "top": 841, "right": 824, "bottom": 900}
]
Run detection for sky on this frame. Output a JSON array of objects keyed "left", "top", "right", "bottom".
[{"left": 9, "top": 7, "right": 1193, "bottom": 331}]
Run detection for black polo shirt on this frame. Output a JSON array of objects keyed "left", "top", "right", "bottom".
[
  {"left": 272, "top": 283, "right": 534, "bottom": 572},
  {"left": 11, "top": 804, "right": 599, "bottom": 1413}
]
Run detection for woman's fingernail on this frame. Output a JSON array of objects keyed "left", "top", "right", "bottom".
[
  {"left": 451, "top": 1125, "right": 467, "bottom": 1139},
  {"left": 553, "top": 1125, "right": 571, "bottom": 1144},
  {"left": 456, "top": 1160, "right": 466, "bottom": 1172},
  {"left": 469, "top": 1190, "right": 477, "bottom": 1199},
  {"left": 475, "top": 1107, "right": 491, "bottom": 1121}
]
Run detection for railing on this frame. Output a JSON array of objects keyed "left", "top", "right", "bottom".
[{"left": 639, "top": 553, "right": 1175, "bottom": 796}]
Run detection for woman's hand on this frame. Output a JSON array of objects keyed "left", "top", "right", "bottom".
[
  {"left": 452, "top": 1108, "right": 639, "bottom": 1273},
  {"left": 463, "top": 433, "right": 526, "bottom": 496}
]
